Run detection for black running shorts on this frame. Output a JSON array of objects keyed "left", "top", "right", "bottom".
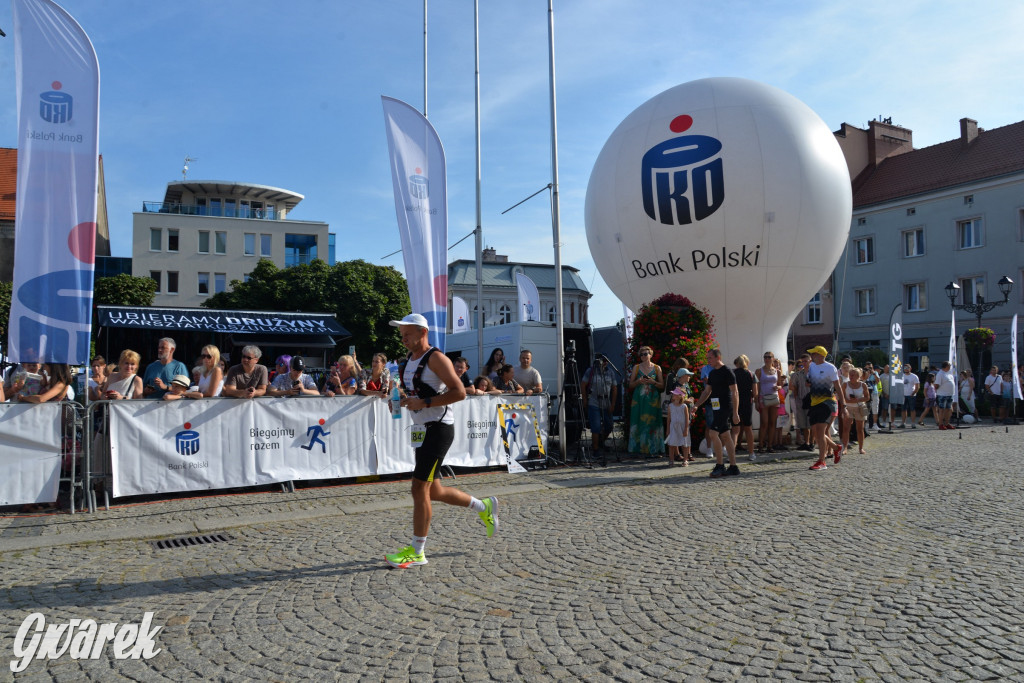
[
  {"left": 808, "top": 400, "right": 836, "bottom": 426},
  {"left": 412, "top": 421, "right": 455, "bottom": 482}
]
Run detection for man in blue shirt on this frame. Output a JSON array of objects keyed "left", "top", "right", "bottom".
[{"left": 142, "top": 337, "right": 189, "bottom": 399}]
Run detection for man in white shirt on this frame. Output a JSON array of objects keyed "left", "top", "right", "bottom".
[
  {"left": 933, "top": 361, "right": 957, "bottom": 430},
  {"left": 900, "top": 364, "right": 920, "bottom": 428},
  {"left": 984, "top": 366, "right": 1003, "bottom": 423},
  {"left": 512, "top": 350, "right": 543, "bottom": 395}
]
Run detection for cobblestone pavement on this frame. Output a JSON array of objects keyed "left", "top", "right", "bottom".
[{"left": 1, "top": 426, "right": 1022, "bottom": 681}]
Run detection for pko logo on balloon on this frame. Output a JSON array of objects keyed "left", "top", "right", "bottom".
[{"left": 642, "top": 114, "right": 724, "bottom": 226}]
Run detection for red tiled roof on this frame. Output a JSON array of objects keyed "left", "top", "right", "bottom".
[
  {"left": 853, "top": 120, "right": 1024, "bottom": 208},
  {"left": 0, "top": 148, "right": 16, "bottom": 219}
]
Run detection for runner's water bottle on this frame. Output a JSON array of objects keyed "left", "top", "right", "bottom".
[{"left": 391, "top": 382, "right": 402, "bottom": 419}]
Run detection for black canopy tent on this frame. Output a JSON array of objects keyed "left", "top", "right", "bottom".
[{"left": 94, "top": 306, "right": 350, "bottom": 372}]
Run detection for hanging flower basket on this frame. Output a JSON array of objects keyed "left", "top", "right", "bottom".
[{"left": 964, "top": 327, "right": 996, "bottom": 350}]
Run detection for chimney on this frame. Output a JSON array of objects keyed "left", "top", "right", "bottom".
[
  {"left": 482, "top": 247, "right": 497, "bottom": 262},
  {"left": 867, "top": 118, "right": 913, "bottom": 166},
  {"left": 960, "top": 118, "right": 979, "bottom": 145}
]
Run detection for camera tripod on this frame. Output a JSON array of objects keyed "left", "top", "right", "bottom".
[{"left": 561, "top": 347, "right": 603, "bottom": 468}]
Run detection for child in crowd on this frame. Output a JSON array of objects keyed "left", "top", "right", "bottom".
[
  {"left": 918, "top": 373, "right": 936, "bottom": 426},
  {"left": 162, "top": 375, "right": 194, "bottom": 401},
  {"left": 664, "top": 387, "right": 691, "bottom": 466}
]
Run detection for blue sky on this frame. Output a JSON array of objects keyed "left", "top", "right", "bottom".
[{"left": 2, "top": 0, "right": 1023, "bottom": 328}]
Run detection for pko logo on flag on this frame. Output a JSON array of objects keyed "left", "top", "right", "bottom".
[
  {"left": 456, "top": 315, "right": 466, "bottom": 330},
  {"left": 641, "top": 114, "right": 724, "bottom": 226},
  {"left": 175, "top": 423, "right": 200, "bottom": 456},
  {"left": 408, "top": 167, "right": 428, "bottom": 199},
  {"left": 39, "top": 82, "right": 73, "bottom": 124}
]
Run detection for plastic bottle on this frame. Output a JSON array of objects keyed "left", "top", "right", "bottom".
[{"left": 391, "top": 382, "right": 402, "bottom": 419}]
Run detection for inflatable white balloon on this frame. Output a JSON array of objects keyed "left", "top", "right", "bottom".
[{"left": 585, "top": 77, "right": 852, "bottom": 364}]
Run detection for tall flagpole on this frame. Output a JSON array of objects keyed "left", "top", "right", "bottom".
[
  {"left": 548, "top": 0, "right": 566, "bottom": 459},
  {"left": 474, "top": 0, "right": 485, "bottom": 372},
  {"left": 423, "top": 0, "right": 428, "bottom": 117}
]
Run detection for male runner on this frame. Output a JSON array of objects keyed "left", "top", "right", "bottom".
[
  {"left": 694, "top": 348, "right": 741, "bottom": 478},
  {"left": 385, "top": 313, "right": 499, "bottom": 568}
]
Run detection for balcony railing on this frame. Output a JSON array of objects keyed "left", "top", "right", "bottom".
[{"left": 142, "top": 201, "right": 280, "bottom": 220}]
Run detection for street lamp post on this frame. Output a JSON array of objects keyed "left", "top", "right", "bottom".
[
  {"left": 945, "top": 276, "right": 1015, "bottom": 408},
  {"left": 944, "top": 276, "right": 1015, "bottom": 329}
]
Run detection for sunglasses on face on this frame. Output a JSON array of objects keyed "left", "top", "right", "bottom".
[
  {"left": 242, "top": 356, "right": 257, "bottom": 361},
  {"left": 201, "top": 354, "right": 213, "bottom": 359}
]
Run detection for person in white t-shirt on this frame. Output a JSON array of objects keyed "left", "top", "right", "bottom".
[
  {"left": 900, "top": 364, "right": 920, "bottom": 428},
  {"left": 933, "top": 361, "right": 957, "bottom": 430},
  {"left": 983, "top": 366, "right": 1003, "bottom": 423}
]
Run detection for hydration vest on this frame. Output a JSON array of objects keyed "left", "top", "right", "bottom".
[{"left": 398, "top": 346, "right": 443, "bottom": 400}]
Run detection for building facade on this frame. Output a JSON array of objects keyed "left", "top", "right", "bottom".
[
  {"left": 447, "top": 248, "right": 592, "bottom": 329},
  {"left": 132, "top": 180, "right": 329, "bottom": 307},
  {"left": 832, "top": 118, "right": 1024, "bottom": 371}
]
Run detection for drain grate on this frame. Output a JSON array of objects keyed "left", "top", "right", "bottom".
[{"left": 150, "top": 532, "right": 234, "bottom": 550}]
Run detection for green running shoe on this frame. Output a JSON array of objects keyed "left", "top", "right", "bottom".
[
  {"left": 478, "top": 496, "right": 499, "bottom": 538},
  {"left": 385, "top": 545, "right": 427, "bottom": 568}
]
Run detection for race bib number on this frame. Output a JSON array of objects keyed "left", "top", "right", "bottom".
[
  {"left": 711, "top": 398, "right": 721, "bottom": 411},
  {"left": 410, "top": 424, "right": 426, "bottom": 449}
]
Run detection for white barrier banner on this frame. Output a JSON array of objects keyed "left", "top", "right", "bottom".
[
  {"left": 110, "top": 395, "right": 547, "bottom": 497},
  {"left": 0, "top": 403, "right": 62, "bottom": 505}
]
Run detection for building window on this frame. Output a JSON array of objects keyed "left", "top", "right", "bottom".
[
  {"left": 857, "top": 217, "right": 867, "bottom": 226},
  {"left": 209, "top": 198, "right": 222, "bottom": 217},
  {"left": 149, "top": 228, "right": 161, "bottom": 251},
  {"left": 167, "top": 229, "right": 179, "bottom": 253},
  {"left": 957, "top": 276, "right": 985, "bottom": 306},
  {"left": 196, "top": 197, "right": 207, "bottom": 216},
  {"left": 215, "top": 273, "right": 226, "bottom": 294},
  {"left": 902, "top": 228, "right": 925, "bottom": 257},
  {"left": 499, "top": 304, "right": 512, "bottom": 325},
  {"left": 855, "top": 288, "right": 875, "bottom": 316},
  {"left": 198, "top": 231, "right": 210, "bottom": 254},
  {"left": 854, "top": 237, "right": 874, "bottom": 265},
  {"left": 244, "top": 233, "right": 256, "bottom": 256},
  {"left": 285, "top": 234, "right": 318, "bottom": 267},
  {"left": 224, "top": 199, "right": 236, "bottom": 218},
  {"left": 243, "top": 274, "right": 251, "bottom": 283},
  {"left": 964, "top": 195, "right": 974, "bottom": 205},
  {"left": 149, "top": 270, "right": 161, "bottom": 293},
  {"left": 239, "top": 201, "right": 251, "bottom": 219},
  {"left": 548, "top": 306, "right": 556, "bottom": 323},
  {"left": 957, "top": 218, "right": 984, "bottom": 249},
  {"left": 260, "top": 234, "right": 272, "bottom": 257},
  {"left": 198, "top": 272, "right": 210, "bottom": 295},
  {"left": 906, "top": 207, "right": 916, "bottom": 216},
  {"left": 167, "top": 271, "right": 179, "bottom": 295},
  {"left": 805, "top": 293, "right": 822, "bottom": 324},
  {"left": 215, "top": 231, "right": 227, "bottom": 254},
  {"left": 904, "top": 282, "right": 927, "bottom": 311},
  {"left": 1018, "top": 208, "right": 1024, "bottom": 241}
]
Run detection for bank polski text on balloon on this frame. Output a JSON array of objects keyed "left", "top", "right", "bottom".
[{"left": 585, "top": 77, "right": 852, "bottom": 364}]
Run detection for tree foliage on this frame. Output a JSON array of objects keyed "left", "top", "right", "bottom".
[
  {"left": 93, "top": 274, "right": 158, "bottom": 307},
  {"left": 202, "top": 259, "right": 411, "bottom": 360}
]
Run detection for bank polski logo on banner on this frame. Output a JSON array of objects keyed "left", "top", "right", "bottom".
[
  {"left": 456, "top": 315, "right": 466, "bottom": 330},
  {"left": 174, "top": 422, "right": 199, "bottom": 456},
  {"left": 408, "top": 167, "right": 428, "bottom": 199},
  {"left": 585, "top": 77, "right": 852, "bottom": 364},
  {"left": 39, "top": 81, "right": 73, "bottom": 123}
]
